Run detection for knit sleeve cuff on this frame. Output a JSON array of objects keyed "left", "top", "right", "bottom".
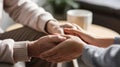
[{"left": 14, "top": 41, "right": 31, "bottom": 62}]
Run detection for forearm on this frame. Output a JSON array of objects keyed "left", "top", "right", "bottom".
[
  {"left": 94, "top": 36, "right": 120, "bottom": 47},
  {"left": 79, "top": 31, "right": 114, "bottom": 47},
  {"left": 93, "top": 37, "right": 114, "bottom": 47}
]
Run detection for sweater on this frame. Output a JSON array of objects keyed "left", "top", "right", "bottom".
[{"left": 0, "top": 0, "right": 56, "bottom": 63}]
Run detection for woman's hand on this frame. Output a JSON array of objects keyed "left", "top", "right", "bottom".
[{"left": 64, "top": 27, "right": 114, "bottom": 47}]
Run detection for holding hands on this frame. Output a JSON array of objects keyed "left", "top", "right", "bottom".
[
  {"left": 28, "top": 34, "right": 86, "bottom": 62},
  {"left": 40, "top": 35, "right": 87, "bottom": 62},
  {"left": 27, "top": 21, "right": 87, "bottom": 62},
  {"left": 64, "top": 26, "right": 114, "bottom": 47},
  {"left": 28, "top": 35, "right": 66, "bottom": 58},
  {"left": 46, "top": 20, "right": 78, "bottom": 34},
  {"left": 28, "top": 21, "right": 114, "bottom": 63}
]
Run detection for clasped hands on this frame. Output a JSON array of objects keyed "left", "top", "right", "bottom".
[{"left": 28, "top": 21, "right": 88, "bottom": 63}]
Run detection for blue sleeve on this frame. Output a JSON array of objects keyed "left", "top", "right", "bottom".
[
  {"left": 81, "top": 45, "right": 120, "bottom": 67},
  {"left": 114, "top": 37, "right": 120, "bottom": 44}
]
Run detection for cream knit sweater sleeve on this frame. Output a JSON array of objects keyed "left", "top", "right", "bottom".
[
  {"left": 0, "top": 39, "right": 29, "bottom": 63},
  {"left": 4, "top": 0, "right": 56, "bottom": 33},
  {"left": 0, "top": 0, "right": 53, "bottom": 63},
  {"left": 0, "top": 39, "right": 14, "bottom": 63}
]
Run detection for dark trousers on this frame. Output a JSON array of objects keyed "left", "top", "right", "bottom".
[{"left": 0, "top": 26, "right": 57, "bottom": 67}]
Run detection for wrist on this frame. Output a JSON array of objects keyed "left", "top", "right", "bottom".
[
  {"left": 94, "top": 37, "right": 114, "bottom": 47},
  {"left": 46, "top": 20, "right": 58, "bottom": 34},
  {"left": 80, "top": 31, "right": 96, "bottom": 44},
  {"left": 27, "top": 41, "right": 35, "bottom": 57}
]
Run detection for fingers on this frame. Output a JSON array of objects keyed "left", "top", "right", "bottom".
[
  {"left": 61, "top": 35, "right": 73, "bottom": 39},
  {"left": 41, "top": 53, "right": 63, "bottom": 62},
  {"left": 47, "top": 21, "right": 64, "bottom": 34},
  {"left": 60, "top": 23, "right": 73, "bottom": 28},
  {"left": 53, "top": 27, "right": 64, "bottom": 35},
  {"left": 60, "top": 23, "right": 77, "bottom": 30},
  {"left": 65, "top": 28, "right": 86, "bottom": 39},
  {"left": 40, "top": 50, "right": 78, "bottom": 63},
  {"left": 49, "top": 22, "right": 82, "bottom": 35},
  {"left": 40, "top": 48, "right": 57, "bottom": 59},
  {"left": 64, "top": 28, "right": 77, "bottom": 33},
  {"left": 65, "top": 28, "right": 82, "bottom": 34},
  {"left": 61, "top": 23, "right": 83, "bottom": 31},
  {"left": 49, "top": 56, "right": 77, "bottom": 63},
  {"left": 64, "top": 28, "right": 80, "bottom": 35},
  {"left": 72, "top": 23, "right": 84, "bottom": 31},
  {"left": 47, "top": 35, "right": 67, "bottom": 43},
  {"left": 46, "top": 57, "right": 73, "bottom": 63}
]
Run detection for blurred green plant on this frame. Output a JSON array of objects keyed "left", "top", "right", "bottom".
[{"left": 43, "top": 0, "right": 79, "bottom": 14}]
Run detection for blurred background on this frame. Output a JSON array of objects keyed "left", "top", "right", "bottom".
[
  {"left": 0, "top": 0, "right": 41, "bottom": 30},
  {"left": 1, "top": 0, "right": 120, "bottom": 34},
  {"left": 0, "top": 0, "right": 79, "bottom": 30}
]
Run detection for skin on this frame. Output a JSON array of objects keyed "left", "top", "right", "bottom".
[
  {"left": 46, "top": 20, "right": 64, "bottom": 34},
  {"left": 36, "top": 21, "right": 87, "bottom": 62},
  {"left": 27, "top": 21, "right": 85, "bottom": 62},
  {"left": 27, "top": 21, "right": 79, "bottom": 58},
  {"left": 64, "top": 26, "right": 114, "bottom": 47},
  {"left": 28, "top": 35, "right": 67, "bottom": 58},
  {"left": 40, "top": 35, "right": 87, "bottom": 62},
  {"left": 46, "top": 20, "right": 77, "bottom": 34},
  {"left": 27, "top": 20, "right": 115, "bottom": 63}
]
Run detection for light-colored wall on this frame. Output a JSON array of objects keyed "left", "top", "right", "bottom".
[{"left": 0, "top": 0, "right": 47, "bottom": 30}]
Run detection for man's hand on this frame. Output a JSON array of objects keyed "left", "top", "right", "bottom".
[
  {"left": 40, "top": 35, "right": 87, "bottom": 62},
  {"left": 28, "top": 35, "right": 66, "bottom": 58}
]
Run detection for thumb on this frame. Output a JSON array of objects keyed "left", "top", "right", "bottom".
[
  {"left": 47, "top": 35, "right": 66, "bottom": 43},
  {"left": 64, "top": 28, "right": 82, "bottom": 37}
]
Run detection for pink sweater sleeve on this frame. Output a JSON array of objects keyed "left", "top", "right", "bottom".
[{"left": 4, "top": 0, "right": 56, "bottom": 33}]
